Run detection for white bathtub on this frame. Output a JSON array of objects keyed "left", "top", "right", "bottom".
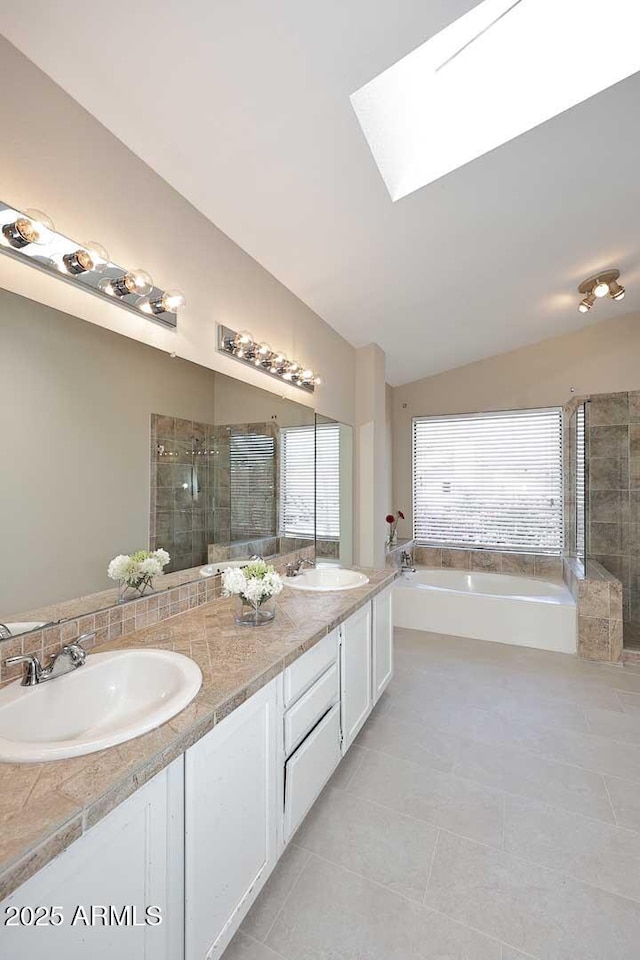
[{"left": 394, "top": 567, "right": 576, "bottom": 653}]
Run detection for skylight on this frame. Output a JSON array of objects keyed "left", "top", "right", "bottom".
[{"left": 351, "top": 0, "right": 640, "bottom": 201}]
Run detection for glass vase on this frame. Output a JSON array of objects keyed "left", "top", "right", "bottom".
[
  {"left": 234, "top": 595, "right": 276, "bottom": 626},
  {"left": 118, "top": 579, "right": 153, "bottom": 604}
]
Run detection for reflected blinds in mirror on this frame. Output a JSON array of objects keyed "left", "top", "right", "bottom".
[
  {"left": 280, "top": 423, "right": 340, "bottom": 540},
  {"left": 315, "top": 422, "right": 340, "bottom": 539},
  {"left": 413, "top": 408, "right": 563, "bottom": 554},
  {"left": 280, "top": 425, "right": 316, "bottom": 538},
  {"left": 229, "top": 431, "right": 276, "bottom": 539}
]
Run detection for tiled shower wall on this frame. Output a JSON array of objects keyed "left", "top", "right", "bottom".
[
  {"left": 585, "top": 392, "right": 640, "bottom": 647},
  {"left": 150, "top": 415, "right": 280, "bottom": 574}
]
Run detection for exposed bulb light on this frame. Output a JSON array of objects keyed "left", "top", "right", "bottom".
[
  {"left": 609, "top": 280, "right": 626, "bottom": 301},
  {"left": 218, "top": 325, "right": 320, "bottom": 392},
  {"left": 62, "top": 240, "right": 110, "bottom": 276},
  {"left": 577, "top": 269, "right": 626, "bottom": 315},
  {"left": 578, "top": 293, "right": 595, "bottom": 314},
  {"left": 2, "top": 208, "right": 55, "bottom": 248},
  {"left": 109, "top": 268, "right": 153, "bottom": 298},
  {"left": 140, "top": 288, "right": 186, "bottom": 315}
]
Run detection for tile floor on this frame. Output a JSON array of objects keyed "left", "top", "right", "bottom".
[{"left": 225, "top": 627, "right": 640, "bottom": 960}]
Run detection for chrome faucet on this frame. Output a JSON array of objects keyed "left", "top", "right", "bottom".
[
  {"left": 401, "top": 551, "right": 416, "bottom": 572},
  {"left": 285, "top": 557, "right": 316, "bottom": 577},
  {"left": 5, "top": 632, "right": 94, "bottom": 687}
]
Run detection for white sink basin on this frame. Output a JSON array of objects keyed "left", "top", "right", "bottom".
[
  {"left": 0, "top": 649, "right": 202, "bottom": 763},
  {"left": 285, "top": 567, "right": 370, "bottom": 592}
]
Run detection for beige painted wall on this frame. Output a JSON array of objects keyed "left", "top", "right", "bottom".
[
  {"left": 392, "top": 310, "right": 640, "bottom": 538},
  {"left": 0, "top": 38, "right": 356, "bottom": 426}
]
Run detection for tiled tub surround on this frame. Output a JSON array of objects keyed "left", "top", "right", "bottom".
[
  {"left": 385, "top": 538, "right": 415, "bottom": 569},
  {"left": 230, "top": 628, "right": 640, "bottom": 960},
  {"left": 413, "top": 545, "right": 563, "bottom": 580},
  {"left": 0, "top": 544, "right": 316, "bottom": 688},
  {"left": 0, "top": 567, "right": 397, "bottom": 900},
  {"left": 208, "top": 536, "right": 313, "bottom": 564},
  {"left": 564, "top": 556, "right": 624, "bottom": 663}
]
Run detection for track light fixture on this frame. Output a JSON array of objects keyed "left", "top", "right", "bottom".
[
  {"left": 218, "top": 324, "right": 321, "bottom": 393},
  {"left": 577, "top": 269, "right": 626, "bottom": 314}
]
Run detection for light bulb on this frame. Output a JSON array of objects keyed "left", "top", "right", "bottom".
[
  {"left": 289, "top": 360, "right": 301, "bottom": 372},
  {"left": 84, "top": 241, "right": 109, "bottom": 272},
  {"left": 282, "top": 370, "right": 293, "bottom": 381},
  {"left": 313, "top": 375, "right": 323, "bottom": 386},
  {"left": 257, "top": 342, "right": 271, "bottom": 356},
  {"left": 301, "top": 368, "right": 314, "bottom": 380},
  {"left": 578, "top": 292, "right": 595, "bottom": 314},
  {"left": 161, "top": 288, "right": 186, "bottom": 312},
  {"left": 236, "top": 330, "right": 253, "bottom": 345},
  {"left": 609, "top": 280, "right": 626, "bottom": 301},
  {"left": 3, "top": 207, "right": 55, "bottom": 248},
  {"left": 593, "top": 280, "right": 610, "bottom": 298},
  {"left": 110, "top": 268, "right": 153, "bottom": 297}
]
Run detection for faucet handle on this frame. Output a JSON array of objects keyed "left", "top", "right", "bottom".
[
  {"left": 5, "top": 653, "right": 42, "bottom": 686},
  {"left": 61, "top": 632, "right": 95, "bottom": 664}
]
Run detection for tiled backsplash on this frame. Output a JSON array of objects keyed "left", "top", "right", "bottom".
[
  {"left": 0, "top": 544, "right": 315, "bottom": 688},
  {"left": 412, "top": 545, "right": 563, "bottom": 580}
]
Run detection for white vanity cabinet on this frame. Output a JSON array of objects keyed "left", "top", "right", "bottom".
[
  {"left": 340, "top": 602, "right": 373, "bottom": 751},
  {"left": 0, "top": 759, "right": 184, "bottom": 960},
  {"left": 372, "top": 585, "right": 394, "bottom": 704},
  {"left": 184, "top": 676, "right": 280, "bottom": 960}
]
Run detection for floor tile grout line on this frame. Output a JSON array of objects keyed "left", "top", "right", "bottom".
[
  {"left": 237, "top": 930, "right": 289, "bottom": 959},
  {"left": 351, "top": 741, "right": 630, "bottom": 834},
  {"left": 297, "top": 846, "right": 543, "bottom": 960},
  {"left": 257, "top": 846, "right": 312, "bottom": 946},
  {"left": 422, "top": 828, "right": 440, "bottom": 904},
  {"left": 601, "top": 773, "right": 620, "bottom": 827},
  {"left": 370, "top": 701, "right": 640, "bottom": 792}
]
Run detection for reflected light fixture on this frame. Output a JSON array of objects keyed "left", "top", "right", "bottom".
[
  {"left": 218, "top": 325, "right": 321, "bottom": 393},
  {"left": 577, "top": 269, "right": 626, "bottom": 313}
]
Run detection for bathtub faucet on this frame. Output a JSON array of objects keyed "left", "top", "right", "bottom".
[{"left": 401, "top": 551, "right": 416, "bottom": 572}]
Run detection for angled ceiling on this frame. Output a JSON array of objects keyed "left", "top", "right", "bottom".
[{"left": 3, "top": 0, "right": 640, "bottom": 386}]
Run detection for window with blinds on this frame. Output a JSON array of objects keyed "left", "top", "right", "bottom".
[
  {"left": 280, "top": 422, "right": 341, "bottom": 539},
  {"left": 412, "top": 408, "right": 563, "bottom": 554},
  {"left": 229, "top": 430, "right": 276, "bottom": 539},
  {"left": 576, "top": 403, "right": 586, "bottom": 558}
]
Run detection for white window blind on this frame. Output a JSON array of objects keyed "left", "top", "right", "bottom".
[
  {"left": 315, "top": 421, "right": 340, "bottom": 540},
  {"left": 576, "top": 403, "right": 586, "bottom": 558},
  {"left": 280, "top": 425, "right": 316, "bottom": 538},
  {"left": 229, "top": 431, "right": 276, "bottom": 539},
  {"left": 280, "top": 422, "right": 341, "bottom": 539},
  {"left": 413, "top": 408, "right": 563, "bottom": 554}
]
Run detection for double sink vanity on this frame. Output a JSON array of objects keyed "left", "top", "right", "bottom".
[{"left": 0, "top": 565, "right": 396, "bottom": 960}]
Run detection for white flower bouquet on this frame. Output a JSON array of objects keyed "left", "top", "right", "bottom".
[
  {"left": 222, "top": 559, "right": 283, "bottom": 626},
  {"left": 108, "top": 548, "right": 171, "bottom": 602}
]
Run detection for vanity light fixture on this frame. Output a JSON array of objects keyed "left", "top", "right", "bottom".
[
  {"left": 0, "top": 199, "right": 184, "bottom": 328},
  {"left": 218, "top": 324, "right": 322, "bottom": 393},
  {"left": 577, "top": 269, "right": 626, "bottom": 313}
]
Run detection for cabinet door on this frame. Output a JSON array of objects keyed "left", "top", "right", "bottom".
[
  {"left": 185, "top": 677, "right": 279, "bottom": 960},
  {"left": 340, "top": 601, "right": 372, "bottom": 751},
  {"left": 0, "top": 759, "right": 184, "bottom": 960},
  {"left": 372, "top": 585, "right": 394, "bottom": 703}
]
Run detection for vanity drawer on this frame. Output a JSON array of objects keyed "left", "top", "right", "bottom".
[
  {"left": 284, "top": 662, "right": 339, "bottom": 757},
  {"left": 283, "top": 629, "right": 339, "bottom": 706},
  {"left": 283, "top": 702, "right": 341, "bottom": 842}
]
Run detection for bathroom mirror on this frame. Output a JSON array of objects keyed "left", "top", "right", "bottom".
[
  {"left": 315, "top": 414, "right": 354, "bottom": 567},
  {"left": 0, "top": 287, "right": 315, "bottom": 633}
]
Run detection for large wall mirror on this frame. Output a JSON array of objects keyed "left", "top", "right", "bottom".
[{"left": 0, "top": 287, "right": 357, "bottom": 636}]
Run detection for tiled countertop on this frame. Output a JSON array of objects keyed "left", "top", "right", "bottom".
[{"left": 0, "top": 567, "right": 397, "bottom": 900}]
